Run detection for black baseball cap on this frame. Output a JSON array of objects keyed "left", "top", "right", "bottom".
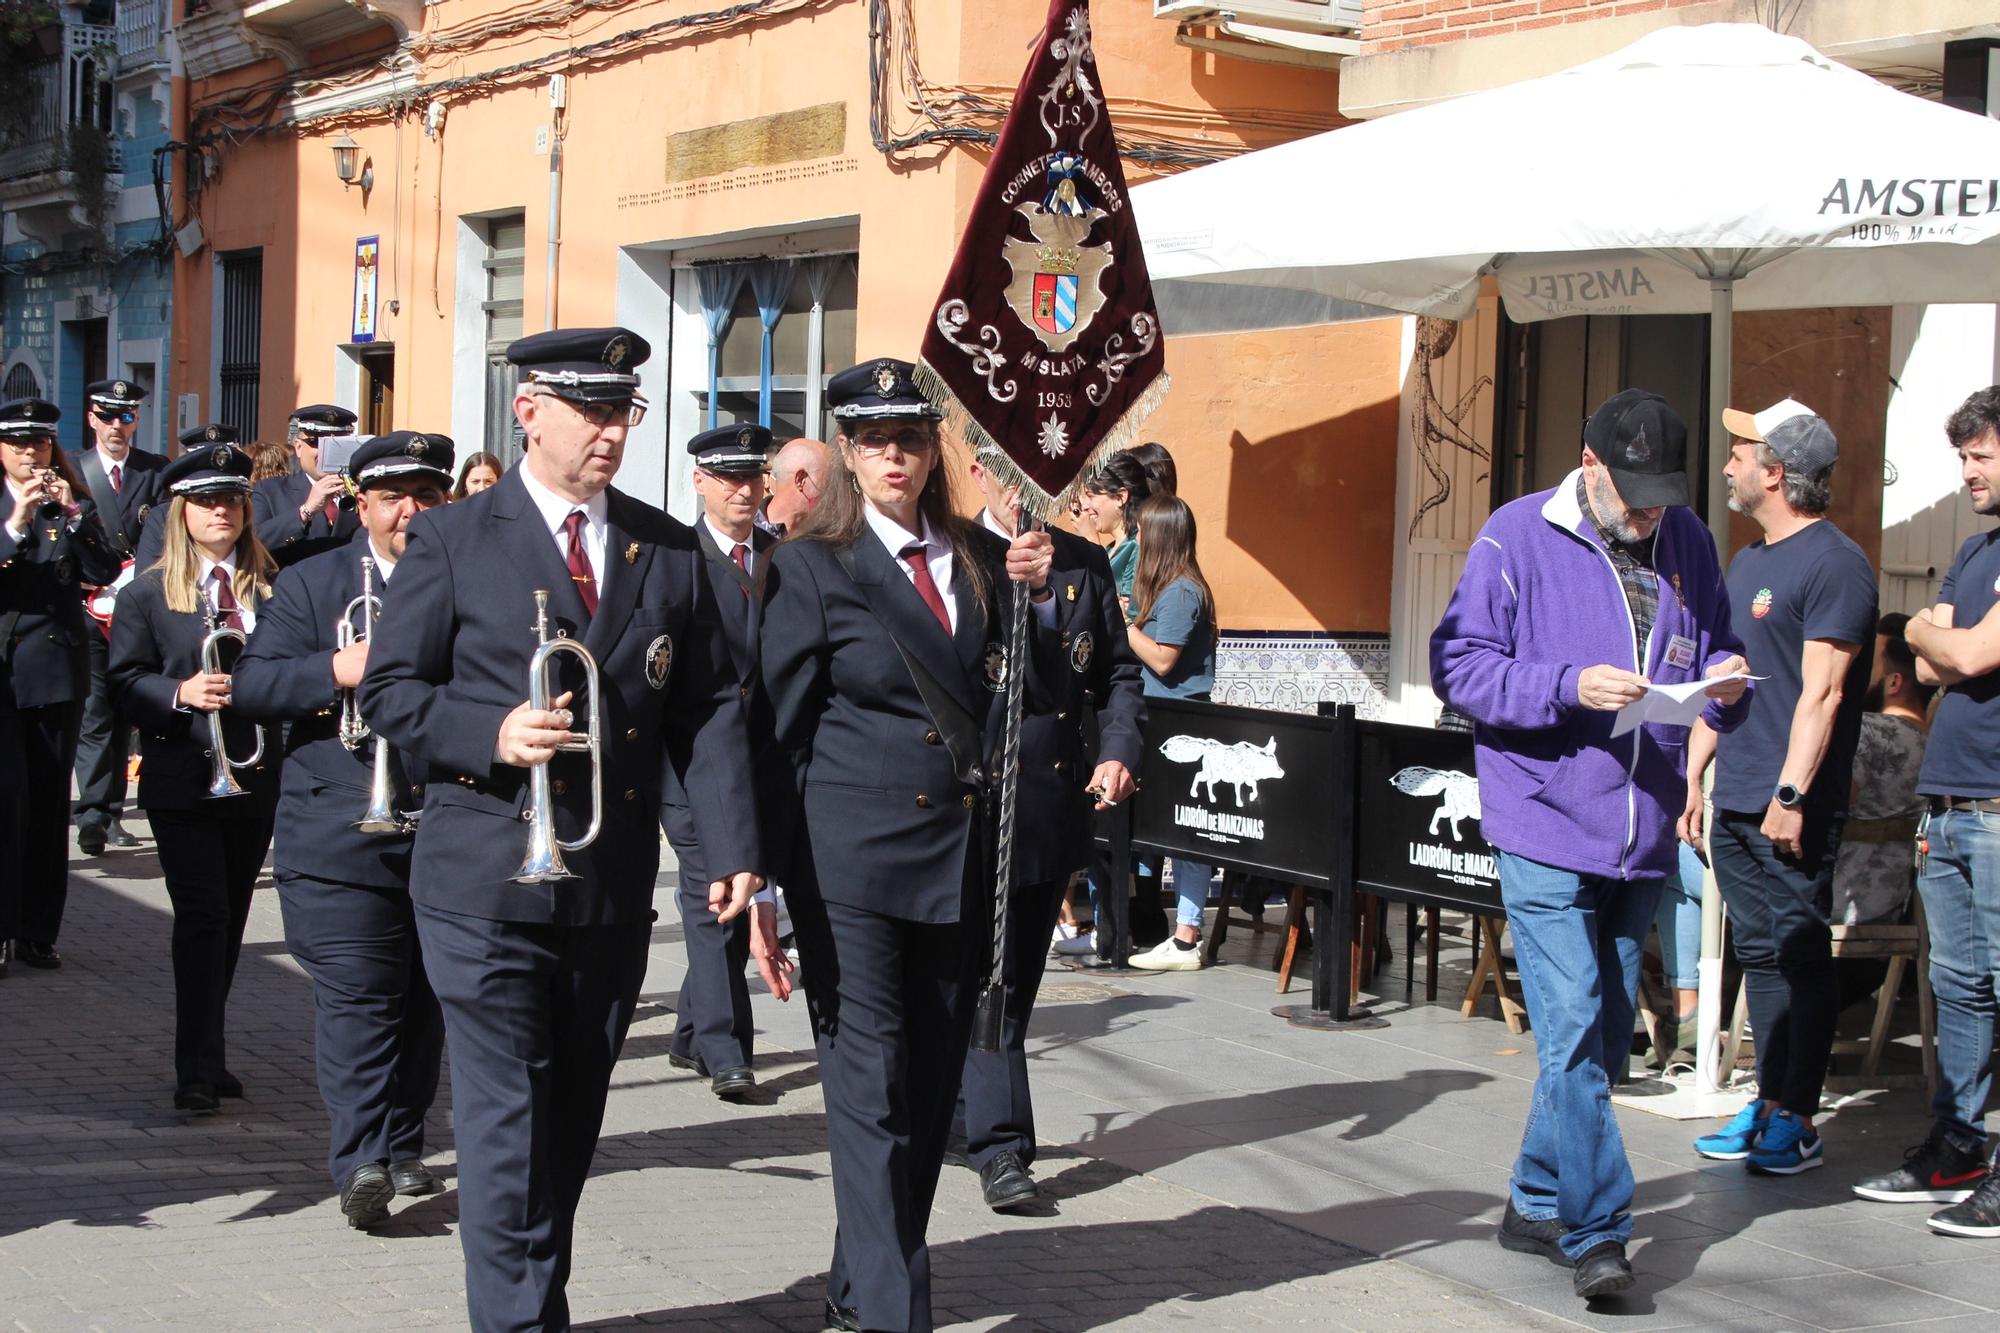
[{"left": 1583, "top": 389, "right": 1690, "bottom": 509}]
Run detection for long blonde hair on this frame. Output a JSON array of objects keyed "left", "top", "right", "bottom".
[
  {"left": 793, "top": 429, "right": 992, "bottom": 618},
  {"left": 155, "top": 494, "right": 278, "bottom": 614}
]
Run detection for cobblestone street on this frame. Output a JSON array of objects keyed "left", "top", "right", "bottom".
[{"left": 3, "top": 832, "right": 1997, "bottom": 1330}]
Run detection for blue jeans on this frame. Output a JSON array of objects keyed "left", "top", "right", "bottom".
[
  {"left": 1916, "top": 806, "right": 2000, "bottom": 1149},
  {"left": 1498, "top": 851, "right": 1662, "bottom": 1259},
  {"left": 1169, "top": 858, "right": 1213, "bottom": 929},
  {"left": 1654, "top": 843, "right": 1704, "bottom": 992}
]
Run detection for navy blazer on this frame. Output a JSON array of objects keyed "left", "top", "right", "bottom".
[
  {"left": 234, "top": 532, "right": 417, "bottom": 888},
  {"left": 357, "top": 466, "right": 760, "bottom": 926},
  {"left": 69, "top": 446, "right": 165, "bottom": 559},
  {"left": 758, "top": 527, "right": 1058, "bottom": 925},
  {"left": 253, "top": 470, "right": 360, "bottom": 558},
  {"left": 988, "top": 523, "right": 1147, "bottom": 883},
  {"left": 108, "top": 567, "right": 278, "bottom": 812},
  {"left": 1, "top": 490, "right": 121, "bottom": 708}
]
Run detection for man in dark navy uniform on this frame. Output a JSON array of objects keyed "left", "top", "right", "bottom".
[
  {"left": 948, "top": 447, "right": 1145, "bottom": 1210},
  {"left": 663, "top": 421, "right": 779, "bottom": 1101},
  {"left": 234, "top": 431, "right": 454, "bottom": 1231},
  {"left": 252, "top": 405, "right": 361, "bottom": 557},
  {"left": 359, "top": 328, "right": 780, "bottom": 1332},
  {"left": 1, "top": 397, "right": 120, "bottom": 969},
  {"left": 69, "top": 377, "right": 163, "bottom": 855}
]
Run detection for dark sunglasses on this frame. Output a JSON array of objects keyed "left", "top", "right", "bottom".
[{"left": 91, "top": 410, "right": 136, "bottom": 425}]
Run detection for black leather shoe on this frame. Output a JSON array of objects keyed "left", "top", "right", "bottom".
[
  {"left": 340, "top": 1162, "right": 393, "bottom": 1230},
  {"left": 710, "top": 1066, "right": 756, "bottom": 1100},
  {"left": 1572, "top": 1241, "right": 1634, "bottom": 1299},
  {"left": 823, "top": 1298, "right": 861, "bottom": 1332},
  {"left": 667, "top": 1049, "right": 709, "bottom": 1077},
  {"left": 390, "top": 1159, "right": 439, "bottom": 1196},
  {"left": 76, "top": 829, "right": 106, "bottom": 856},
  {"left": 16, "top": 942, "right": 60, "bottom": 969},
  {"left": 942, "top": 1132, "right": 971, "bottom": 1169},
  {"left": 979, "top": 1150, "right": 1040, "bottom": 1212},
  {"left": 1496, "top": 1199, "right": 1573, "bottom": 1267},
  {"left": 213, "top": 1071, "right": 244, "bottom": 1099},
  {"left": 174, "top": 1083, "right": 219, "bottom": 1113},
  {"left": 105, "top": 821, "right": 140, "bottom": 849}
]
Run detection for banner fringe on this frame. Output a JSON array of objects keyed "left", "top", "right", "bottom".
[{"left": 915, "top": 359, "right": 1170, "bottom": 524}]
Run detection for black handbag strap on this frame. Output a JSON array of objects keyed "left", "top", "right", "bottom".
[{"left": 833, "top": 544, "right": 985, "bottom": 788}]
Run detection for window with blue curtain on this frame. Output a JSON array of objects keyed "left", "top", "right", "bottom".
[
  {"left": 691, "top": 253, "right": 856, "bottom": 441},
  {"left": 694, "top": 261, "right": 747, "bottom": 430},
  {"left": 749, "top": 259, "right": 797, "bottom": 428}
]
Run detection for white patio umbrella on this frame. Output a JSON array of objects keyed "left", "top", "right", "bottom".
[{"left": 1132, "top": 22, "right": 2000, "bottom": 1103}]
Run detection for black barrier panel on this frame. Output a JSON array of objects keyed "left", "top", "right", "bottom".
[
  {"left": 1128, "top": 697, "right": 1337, "bottom": 887},
  {"left": 1353, "top": 721, "right": 1504, "bottom": 917}
]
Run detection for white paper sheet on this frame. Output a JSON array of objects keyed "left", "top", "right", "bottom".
[{"left": 1609, "top": 674, "right": 1757, "bottom": 738}]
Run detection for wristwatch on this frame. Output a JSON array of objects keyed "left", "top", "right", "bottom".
[{"left": 1774, "top": 782, "right": 1806, "bottom": 809}]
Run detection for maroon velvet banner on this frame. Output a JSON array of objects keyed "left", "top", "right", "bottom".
[{"left": 916, "top": 0, "right": 1169, "bottom": 515}]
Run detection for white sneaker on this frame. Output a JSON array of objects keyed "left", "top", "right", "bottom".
[
  {"left": 1052, "top": 929, "right": 1097, "bottom": 957},
  {"left": 1052, "top": 920, "right": 1080, "bottom": 945},
  {"left": 1129, "top": 938, "right": 1202, "bottom": 971}
]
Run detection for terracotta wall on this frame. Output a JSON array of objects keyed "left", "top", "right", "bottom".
[
  {"left": 1361, "top": 0, "right": 1712, "bottom": 53},
  {"left": 174, "top": 0, "right": 1405, "bottom": 634}
]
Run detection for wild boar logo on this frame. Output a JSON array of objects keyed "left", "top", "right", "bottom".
[{"left": 1158, "top": 735, "right": 1284, "bottom": 806}]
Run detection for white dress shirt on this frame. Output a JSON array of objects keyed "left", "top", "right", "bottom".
[
  {"left": 95, "top": 445, "right": 132, "bottom": 493},
  {"left": 518, "top": 463, "right": 608, "bottom": 594},
  {"left": 197, "top": 555, "right": 257, "bottom": 634},
  {"left": 702, "top": 514, "right": 757, "bottom": 579},
  {"left": 863, "top": 505, "right": 957, "bottom": 634}
]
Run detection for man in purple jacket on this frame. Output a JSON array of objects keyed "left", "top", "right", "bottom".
[{"left": 1432, "top": 389, "right": 1752, "bottom": 1301}]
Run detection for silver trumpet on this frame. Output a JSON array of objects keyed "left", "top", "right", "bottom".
[
  {"left": 512, "top": 588, "right": 602, "bottom": 884},
  {"left": 200, "top": 586, "right": 265, "bottom": 799},
  {"left": 337, "top": 556, "right": 413, "bottom": 835}
]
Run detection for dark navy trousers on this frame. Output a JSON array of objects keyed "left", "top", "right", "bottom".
[
  {"left": 415, "top": 903, "right": 651, "bottom": 1333},
  {"left": 72, "top": 627, "right": 130, "bottom": 838},
  {"left": 802, "top": 896, "right": 976, "bottom": 1333},
  {"left": 669, "top": 872, "right": 753, "bottom": 1072},
  {"left": 952, "top": 874, "right": 1069, "bottom": 1169},
  {"left": 152, "top": 804, "right": 275, "bottom": 1089},
  {"left": 277, "top": 871, "right": 444, "bottom": 1188}
]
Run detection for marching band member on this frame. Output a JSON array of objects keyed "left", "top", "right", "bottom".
[
  {"left": 234, "top": 432, "right": 453, "bottom": 1230},
  {"left": 109, "top": 430, "right": 278, "bottom": 1110},
  {"left": 1, "top": 398, "right": 120, "bottom": 971},
  {"left": 663, "top": 422, "right": 780, "bottom": 1101},
  {"left": 950, "top": 447, "right": 1145, "bottom": 1210},
  {"left": 252, "top": 404, "right": 361, "bottom": 557},
  {"left": 759, "top": 358, "right": 1058, "bottom": 1333},
  {"left": 358, "top": 328, "right": 781, "bottom": 1331},
  {"left": 70, "top": 378, "right": 163, "bottom": 856}
]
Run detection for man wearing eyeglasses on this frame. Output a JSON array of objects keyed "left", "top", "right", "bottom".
[
  {"left": 252, "top": 404, "right": 361, "bottom": 558},
  {"left": 69, "top": 379, "right": 163, "bottom": 857},
  {"left": 663, "top": 422, "right": 782, "bottom": 1101},
  {"left": 359, "top": 326, "right": 780, "bottom": 1331}
]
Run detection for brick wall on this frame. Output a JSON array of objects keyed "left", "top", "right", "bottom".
[{"left": 1361, "top": 0, "right": 1713, "bottom": 53}]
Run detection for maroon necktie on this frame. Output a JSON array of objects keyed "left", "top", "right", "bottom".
[
  {"left": 210, "top": 567, "right": 243, "bottom": 632},
  {"left": 323, "top": 497, "right": 339, "bottom": 526},
  {"left": 109, "top": 463, "right": 122, "bottom": 494},
  {"left": 564, "top": 510, "right": 598, "bottom": 616},
  {"left": 900, "top": 542, "right": 951, "bottom": 635},
  {"left": 732, "top": 542, "right": 751, "bottom": 599}
]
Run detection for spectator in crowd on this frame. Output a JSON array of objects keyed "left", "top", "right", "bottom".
[
  {"left": 1852, "top": 385, "right": 2000, "bottom": 1237},
  {"left": 1684, "top": 400, "right": 1875, "bottom": 1177},
  {"left": 757, "top": 437, "right": 830, "bottom": 539},
  {"left": 452, "top": 451, "right": 503, "bottom": 499},
  {"left": 1649, "top": 844, "right": 1707, "bottom": 1066},
  {"left": 1128, "top": 441, "right": 1178, "bottom": 496},
  {"left": 1073, "top": 452, "right": 1152, "bottom": 614},
  {"left": 1826, "top": 613, "right": 1933, "bottom": 1011},
  {"left": 1124, "top": 494, "right": 1218, "bottom": 972},
  {"left": 1433, "top": 389, "right": 1750, "bottom": 1300},
  {"left": 247, "top": 441, "right": 291, "bottom": 486}
]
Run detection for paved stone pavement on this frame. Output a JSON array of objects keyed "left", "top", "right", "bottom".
[{"left": 2, "top": 828, "right": 1997, "bottom": 1331}]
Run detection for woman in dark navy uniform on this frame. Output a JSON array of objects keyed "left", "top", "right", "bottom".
[
  {"left": 1, "top": 398, "right": 120, "bottom": 972},
  {"left": 760, "top": 358, "right": 1056, "bottom": 1333},
  {"left": 110, "top": 429, "right": 278, "bottom": 1111}
]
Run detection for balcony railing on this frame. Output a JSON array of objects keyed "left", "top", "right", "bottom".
[
  {"left": 116, "top": 0, "right": 167, "bottom": 69},
  {"left": 0, "top": 23, "right": 121, "bottom": 182}
]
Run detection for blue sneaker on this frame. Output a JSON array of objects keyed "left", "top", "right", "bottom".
[
  {"left": 1747, "top": 1110, "right": 1823, "bottom": 1175},
  {"left": 1694, "top": 1100, "right": 1772, "bottom": 1161}
]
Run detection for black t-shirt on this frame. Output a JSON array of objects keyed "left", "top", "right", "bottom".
[
  {"left": 1714, "top": 519, "right": 1878, "bottom": 815},
  {"left": 1918, "top": 528, "right": 2000, "bottom": 797}
]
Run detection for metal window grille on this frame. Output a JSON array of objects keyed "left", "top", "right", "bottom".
[
  {"left": 218, "top": 250, "right": 263, "bottom": 439},
  {"left": 2, "top": 365, "right": 41, "bottom": 399},
  {"left": 483, "top": 215, "right": 526, "bottom": 463}
]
